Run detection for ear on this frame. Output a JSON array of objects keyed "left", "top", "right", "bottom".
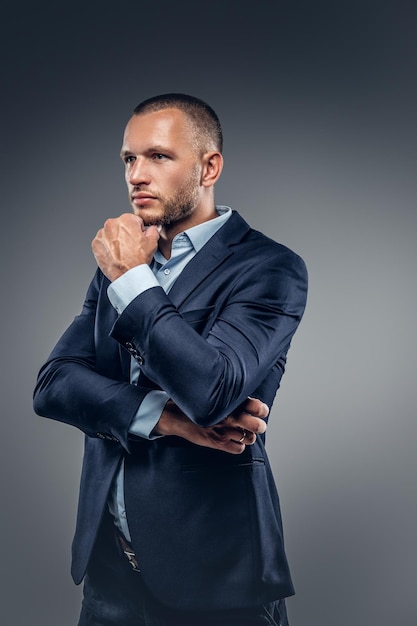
[{"left": 200, "top": 151, "right": 223, "bottom": 188}]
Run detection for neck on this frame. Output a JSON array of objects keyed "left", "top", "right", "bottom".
[{"left": 158, "top": 203, "right": 218, "bottom": 259}]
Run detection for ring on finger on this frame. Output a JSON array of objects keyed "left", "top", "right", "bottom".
[{"left": 238, "top": 429, "right": 247, "bottom": 444}]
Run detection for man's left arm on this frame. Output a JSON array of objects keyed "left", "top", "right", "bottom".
[{"left": 111, "top": 252, "right": 307, "bottom": 428}]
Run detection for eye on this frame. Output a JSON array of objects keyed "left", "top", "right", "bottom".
[
  {"left": 152, "top": 153, "right": 168, "bottom": 161},
  {"left": 124, "top": 155, "right": 135, "bottom": 164}
]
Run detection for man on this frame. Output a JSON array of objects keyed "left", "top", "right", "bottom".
[{"left": 34, "top": 93, "right": 308, "bottom": 625}]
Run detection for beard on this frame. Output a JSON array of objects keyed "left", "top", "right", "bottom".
[{"left": 132, "top": 165, "right": 201, "bottom": 227}]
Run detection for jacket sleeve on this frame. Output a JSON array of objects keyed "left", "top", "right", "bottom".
[
  {"left": 33, "top": 269, "right": 152, "bottom": 451},
  {"left": 110, "top": 249, "right": 308, "bottom": 427}
]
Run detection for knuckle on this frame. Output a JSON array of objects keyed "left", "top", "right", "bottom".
[{"left": 103, "top": 218, "right": 114, "bottom": 230}]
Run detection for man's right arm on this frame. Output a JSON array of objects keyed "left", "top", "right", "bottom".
[
  {"left": 33, "top": 269, "right": 267, "bottom": 453},
  {"left": 33, "top": 268, "right": 150, "bottom": 451}
]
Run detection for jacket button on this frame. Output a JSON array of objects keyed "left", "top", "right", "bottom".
[
  {"left": 125, "top": 340, "right": 143, "bottom": 364},
  {"left": 125, "top": 341, "right": 138, "bottom": 356}
]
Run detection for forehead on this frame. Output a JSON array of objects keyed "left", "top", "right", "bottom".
[{"left": 122, "top": 108, "right": 195, "bottom": 151}]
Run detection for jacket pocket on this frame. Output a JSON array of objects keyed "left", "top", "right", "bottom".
[{"left": 181, "top": 457, "right": 265, "bottom": 473}]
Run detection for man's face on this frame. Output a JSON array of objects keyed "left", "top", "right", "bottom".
[{"left": 120, "top": 108, "right": 203, "bottom": 227}]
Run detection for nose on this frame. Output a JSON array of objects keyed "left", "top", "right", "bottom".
[{"left": 127, "top": 157, "right": 151, "bottom": 186}]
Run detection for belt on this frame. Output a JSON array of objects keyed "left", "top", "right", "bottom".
[{"left": 114, "top": 529, "right": 141, "bottom": 573}]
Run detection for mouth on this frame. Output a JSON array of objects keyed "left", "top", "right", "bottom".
[{"left": 131, "top": 193, "right": 158, "bottom": 206}]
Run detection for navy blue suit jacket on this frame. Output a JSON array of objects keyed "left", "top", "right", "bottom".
[{"left": 33, "top": 211, "right": 308, "bottom": 610}]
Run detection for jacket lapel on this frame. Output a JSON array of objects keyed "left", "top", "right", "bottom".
[
  {"left": 168, "top": 210, "right": 250, "bottom": 309},
  {"left": 117, "top": 211, "right": 250, "bottom": 378}
]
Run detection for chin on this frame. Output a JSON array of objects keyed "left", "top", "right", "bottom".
[
  {"left": 133, "top": 207, "right": 164, "bottom": 226},
  {"left": 142, "top": 215, "right": 166, "bottom": 227}
]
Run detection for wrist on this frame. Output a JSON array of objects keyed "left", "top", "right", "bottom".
[
  {"left": 154, "top": 401, "right": 185, "bottom": 437},
  {"left": 153, "top": 411, "right": 171, "bottom": 436}
]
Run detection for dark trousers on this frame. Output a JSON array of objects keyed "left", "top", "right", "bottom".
[{"left": 77, "top": 513, "right": 288, "bottom": 626}]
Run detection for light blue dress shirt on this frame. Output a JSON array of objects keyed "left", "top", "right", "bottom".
[{"left": 107, "top": 206, "right": 232, "bottom": 540}]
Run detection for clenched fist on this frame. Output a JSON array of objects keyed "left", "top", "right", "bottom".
[{"left": 92, "top": 213, "right": 160, "bottom": 281}]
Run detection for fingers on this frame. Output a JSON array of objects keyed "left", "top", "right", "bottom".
[
  {"left": 105, "top": 213, "right": 146, "bottom": 237},
  {"left": 244, "top": 396, "right": 269, "bottom": 418},
  {"left": 228, "top": 427, "right": 255, "bottom": 445},
  {"left": 145, "top": 224, "right": 161, "bottom": 244},
  {"left": 222, "top": 441, "right": 247, "bottom": 455},
  {"left": 91, "top": 213, "right": 159, "bottom": 279},
  {"left": 232, "top": 413, "right": 267, "bottom": 435},
  {"left": 230, "top": 397, "right": 269, "bottom": 436},
  {"left": 211, "top": 429, "right": 249, "bottom": 455},
  {"left": 213, "top": 424, "right": 256, "bottom": 449}
]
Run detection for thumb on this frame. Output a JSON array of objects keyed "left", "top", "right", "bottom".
[{"left": 144, "top": 225, "right": 161, "bottom": 243}]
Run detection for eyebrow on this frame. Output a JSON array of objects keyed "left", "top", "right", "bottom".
[{"left": 120, "top": 145, "right": 173, "bottom": 158}]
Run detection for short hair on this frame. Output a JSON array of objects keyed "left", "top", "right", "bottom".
[{"left": 132, "top": 93, "right": 223, "bottom": 154}]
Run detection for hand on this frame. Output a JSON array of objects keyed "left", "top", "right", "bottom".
[
  {"left": 155, "top": 397, "right": 269, "bottom": 455},
  {"left": 92, "top": 213, "right": 160, "bottom": 281}
]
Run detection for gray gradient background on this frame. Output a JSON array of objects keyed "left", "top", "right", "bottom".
[{"left": 1, "top": 1, "right": 416, "bottom": 624}]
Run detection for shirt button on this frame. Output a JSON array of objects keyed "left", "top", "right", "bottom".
[{"left": 163, "top": 269, "right": 170, "bottom": 275}]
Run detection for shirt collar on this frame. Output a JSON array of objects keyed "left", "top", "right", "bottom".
[
  {"left": 181, "top": 205, "right": 232, "bottom": 252},
  {"left": 153, "top": 206, "right": 232, "bottom": 267}
]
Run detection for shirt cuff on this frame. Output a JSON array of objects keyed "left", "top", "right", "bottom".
[
  {"left": 107, "top": 264, "right": 160, "bottom": 314},
  {"left": 128, "top": 390, "right": 169, "bottom": 439}
]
